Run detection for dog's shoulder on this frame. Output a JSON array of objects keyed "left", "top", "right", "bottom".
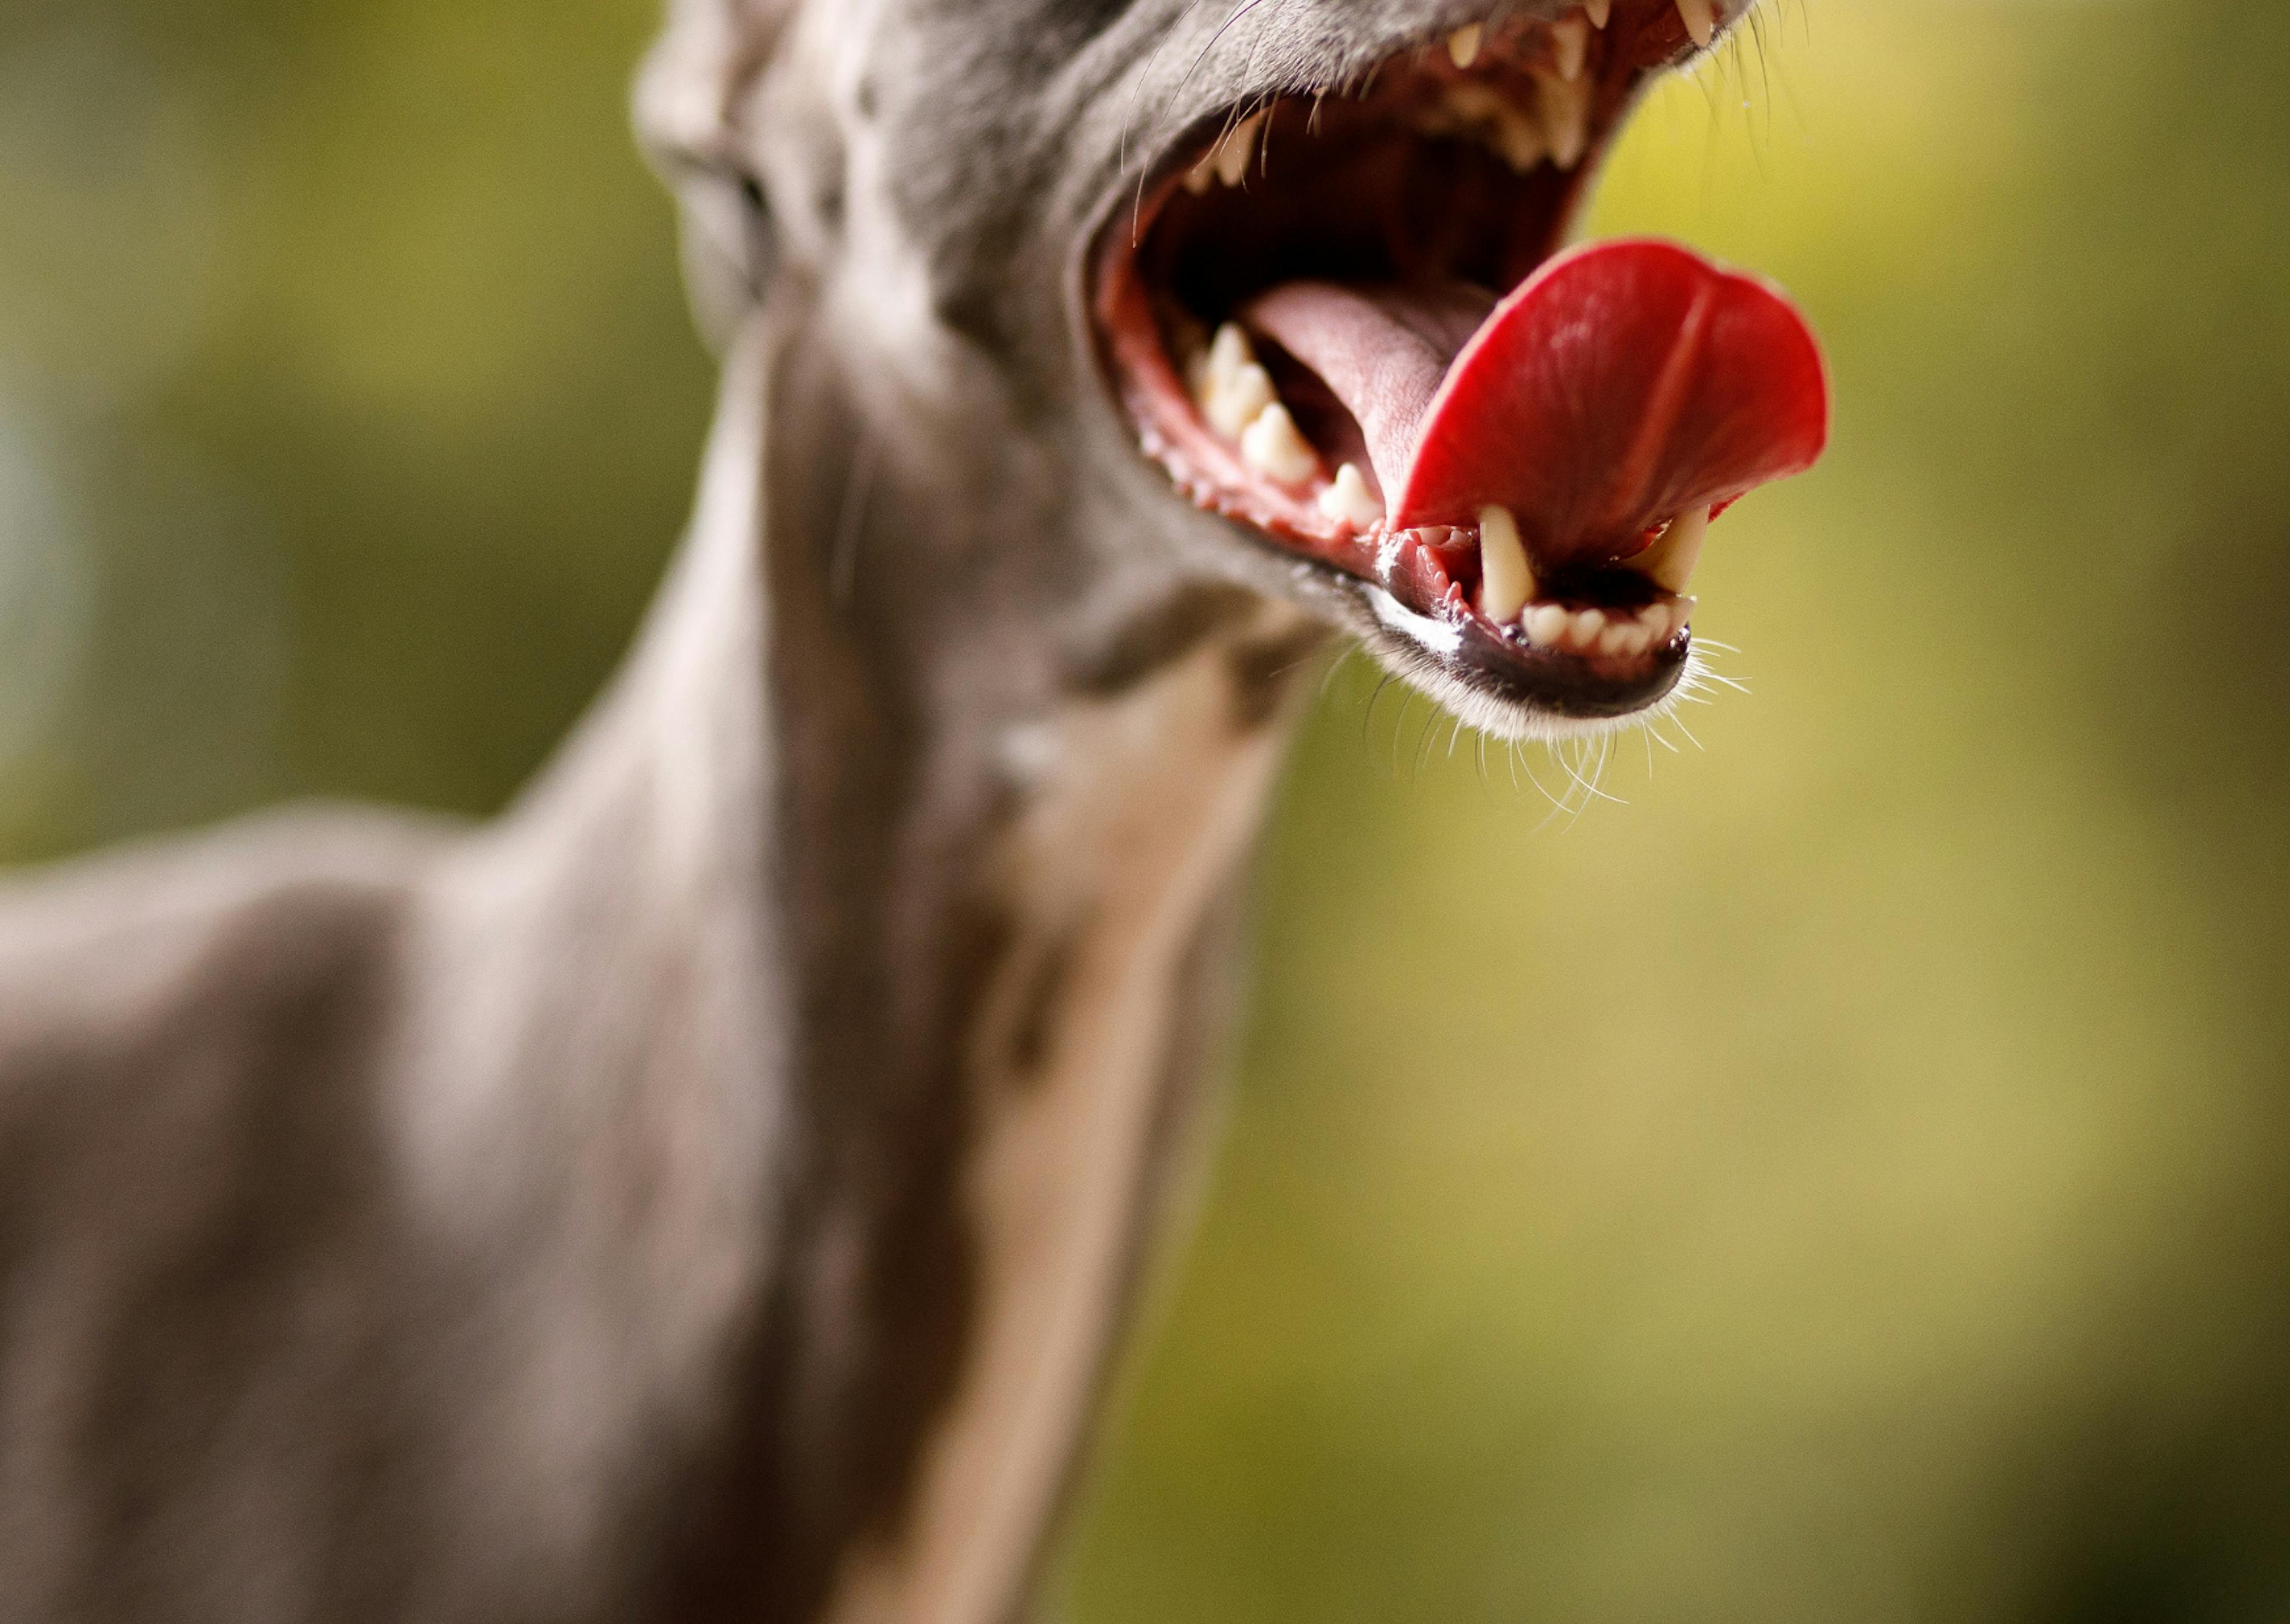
[
  {"left": 0, "top": 810, "right": 487, "bottom": 1620},
  {"left": 0, "top": 807, "right": 446, "bottom": 1049},
  {"left": 0, "top": 807, "right": 453, "bottom": 1174}
]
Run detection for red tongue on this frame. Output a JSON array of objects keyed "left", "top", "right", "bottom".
[{"left": 1243, "top": 238, "right": 1828, "bottom": 566}]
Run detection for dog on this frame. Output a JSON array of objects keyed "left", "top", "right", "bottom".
[{"left": 0, "top": 1, "right": 1823, "bottom": 1618}]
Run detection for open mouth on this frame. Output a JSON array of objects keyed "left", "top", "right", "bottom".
[{"left": 1093, "top": 0, "right": 1829, "bottom": 732}]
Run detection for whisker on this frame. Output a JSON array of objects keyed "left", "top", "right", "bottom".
[{"left": 1120, "top": 0, "right": 1224, "bottom": 234}]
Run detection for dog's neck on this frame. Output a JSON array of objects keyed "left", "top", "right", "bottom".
[{"left": 451, "top": 305, "right": 1319, "bottom": 1621}]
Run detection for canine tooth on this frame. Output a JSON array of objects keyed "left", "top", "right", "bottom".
[
  {"left": 1551, "top": 14, "right": 1590, "bottom": 80},
  {"left": 1526, "top": 604, "right": 1570, "bottom": 647},
  {"left": 1634, "top": 504, "right": 1710, "bottom": 594},
  {"left": 1240, "top": 401, "right": 1318, "bottom": 485},
  {"left": 1318, "top": 463, "right": 1385, "bottom": 529},
  {"left": 1676, "top": 0, "right": 1717, "bottom": 48},
  {"left": 1492, "top": 107, "right": 1547, "bottom": 172},
  {"left": 1447, "top": 23, "right": 1484, "bottom": 69},
  {"left": 1477, "top": 504, "right": 1534, "bottom": 624},
  {"left": 1214, "top": 110, "right": 1265, "bottom": 186},
  {"left": 1533, "top": 67, "right": 1592, "bottom": 169},
  {"left": 1585, "top": 0, "right": 1611, "bottom": 27}
]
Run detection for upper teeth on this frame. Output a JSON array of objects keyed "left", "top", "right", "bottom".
[
  {"left": 1530, "top": 64, "right": 1593, "bottom": 169},
  {"left": 1633, "top": 504, "right": 1709, "bottom": 594},
  {"left": 1418, "top": 6, "right": 1617, "bottom": 175},
  {"left": 1477, "top": 504, "right": 1536, "bottom": 624},
  {"left": 1192, "top": 2, "right": 1663, "bottom": 191},
  {"left": 1676, "top": 0, "right": 1718, "bottom": 48},
  {"left": 1422, "top": 80, "right": 1549, "bottom": 173},
  {"left": 1550, "top": 14, "right": 1590, "bottom": 80},
  {"left": 1186, "top": 108, "right": 1267, "bottom": 192}
]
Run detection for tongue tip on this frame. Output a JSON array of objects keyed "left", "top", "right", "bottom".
[{"left": 1388, "top": 236, "right": 1830, "bottom": 544}]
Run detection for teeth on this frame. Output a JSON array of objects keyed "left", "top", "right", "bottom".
[
  {"left": 1492, "top": 105, "right": 1548, "bottom": 172},
  {"left": 1204, "top": 109, "right": 1265, "bottom": 188},
  {"left": 1240, "top": 401, "right": 1320, "bottom": 485},
  {"left": 1205, "top": 321, "right": 1252, "bottom": 383},
  {"left": 1551, "top": 14, "right": 1590, "bottom": 80},
  {"left": 1521, "top": 596, "right": 1688, "bottom": 653},
  {"left": 1599, "top": 618, "right": 1651, "bottom": 658},
  {"left": 1476, "top": 505, "right": 1535, "bottom": 624},
  {"left": 1192, "top": 323, "right": 1279, "bottom": 439},
  {"left": 1676, "top": 0, "right": 1717, "bottom": 48},
  {"left": 1318, "top": 463, "right": 1386, "bottom": 529},
  {"left": 1184, "top": 118, "right": 1258, "bottom": 194},
  {"left": 1525, "top": 604, "right": 1571, "bottom": 647},
  {"left": 1437, "top": 80, "right": 1507, "bottom": 125},
  {"left": 1212, "top": 364, "right": 1276, "bottom": 439},
  {"left": 1422, "top": 80, "right": 1548, "bottom": 174},
  {"left": 1632, "top": 504, "right": 1710, "bottom": 594},
  {"left": 1446, "top": 23, "right": 1483, "bottom": 69},
  {"left": 1585, "top": 0, "right": 1610, "bottom": 27},
  {"left": 1532, "top": 65, "right": 1593, "bottom": 169}
]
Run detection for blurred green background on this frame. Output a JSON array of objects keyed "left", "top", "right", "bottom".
[{"left": 4, "top": 1, "right": 2288, "bottom": 1619}]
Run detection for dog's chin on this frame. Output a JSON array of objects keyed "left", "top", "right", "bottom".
[{"left": 1087, "top": 0, "right": 1829, "bottom": 742}]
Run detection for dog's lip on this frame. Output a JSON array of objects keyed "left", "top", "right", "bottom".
[{"left": 1084, "top": 2, "right": 1821, "bottom": 727}]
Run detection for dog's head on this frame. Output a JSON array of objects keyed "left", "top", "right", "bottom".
[{"left": 637, "top": 0, "right": 1826, "bottom": 739}]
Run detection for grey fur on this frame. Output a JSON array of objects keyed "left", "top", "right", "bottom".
[{"left": 0, "top": 2, "right": 1648, "bottom": 1619}]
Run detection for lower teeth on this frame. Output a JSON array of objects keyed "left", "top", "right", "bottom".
[
  {"left": 1185, "top": 331, "right": 1697, "bottom": 660},
  {"left": 1520, "top": 596, "right": 1692, "bottom": 655}
]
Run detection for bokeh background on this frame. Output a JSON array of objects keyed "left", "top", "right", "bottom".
[{"left": 4, "top": 1, "right": 2287, "bottom": 1619}]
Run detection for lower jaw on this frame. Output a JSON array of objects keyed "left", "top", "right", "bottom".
[
  {"left": 1358, "top": 575, "right": 1691, "bottom": 730},
  {"left": 1097, "top": 277, "right": 1701, "bottom": 730},
  {"left": 1093, "top": 256, "right": 1701, "bottom": 718}
]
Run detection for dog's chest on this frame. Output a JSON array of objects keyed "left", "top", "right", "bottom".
[{"left": 819, "top": 622, "right": 1301, "bottom": 1624}]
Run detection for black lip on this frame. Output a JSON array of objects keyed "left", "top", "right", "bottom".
[
  {"left": 1323, "top": 561, "right": 1692, "bottom": 723},
  {"left": 1444, "top": 599, "right": 1689, "bottom": 718}
]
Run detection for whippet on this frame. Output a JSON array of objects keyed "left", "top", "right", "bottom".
[{"left": 0, "top": 0, "right": 1826, "bottom": 1618}]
